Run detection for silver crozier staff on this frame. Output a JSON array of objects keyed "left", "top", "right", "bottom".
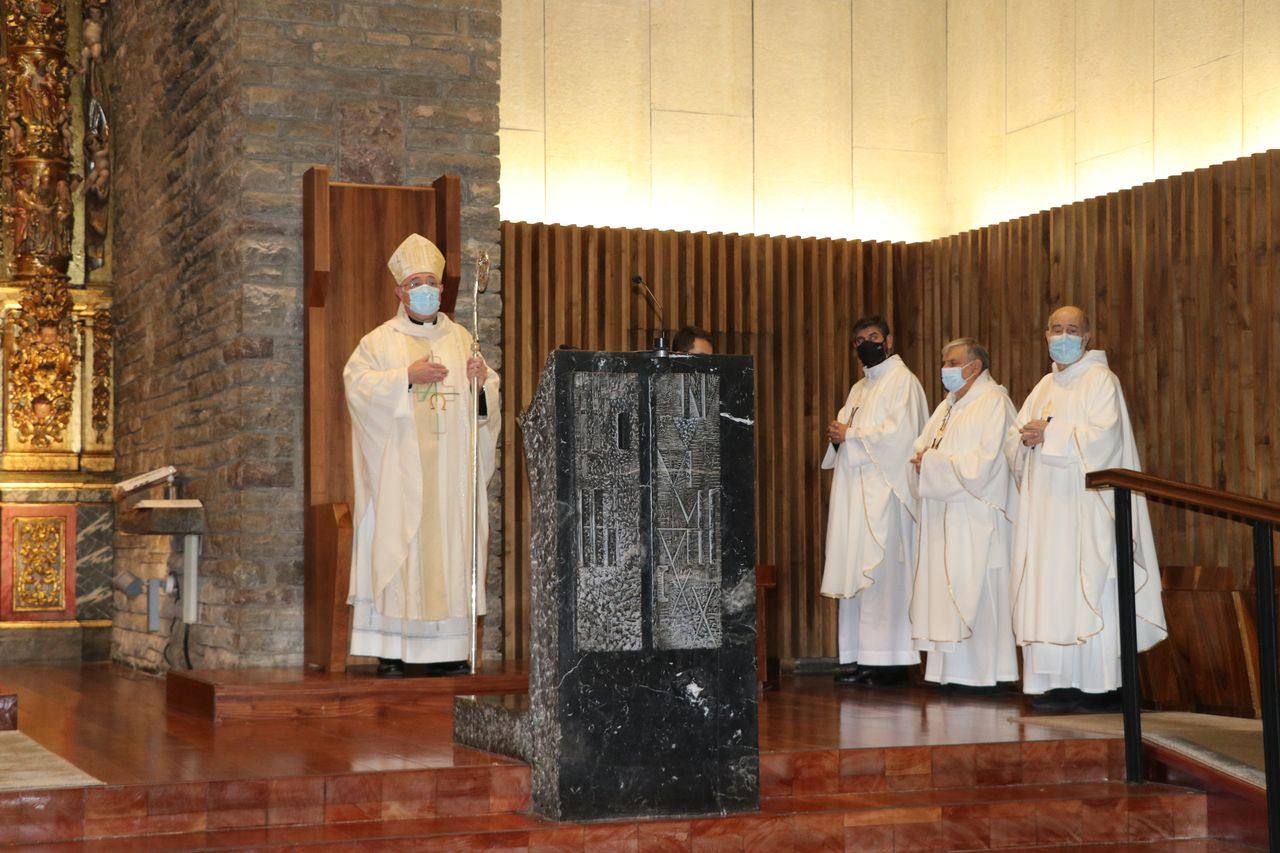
[{"left": 468, "top": 250, "right": 492, "bottom": 674}]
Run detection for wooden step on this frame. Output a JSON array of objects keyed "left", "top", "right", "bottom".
[
  {"left": 0, "top": 762, "right": 530, "bottom": 845},
  {"left": 46, "top": 781, "right": 1215, "bottom": 851},
  {"left": 164, "top": 661, "right": 528, "bottom": 721},
  {"left": 762, "top": 737, "right": 1127, "bottom": 796}
]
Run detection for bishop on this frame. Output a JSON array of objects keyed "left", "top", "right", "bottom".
[{"left": 343, "top": 234, "right": 500, "bottom": 677}]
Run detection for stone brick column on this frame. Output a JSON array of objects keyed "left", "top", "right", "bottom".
[{"left": 109, "top": 0, "right": 501, "bottom": 669}]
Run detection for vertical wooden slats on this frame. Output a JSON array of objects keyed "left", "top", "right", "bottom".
[{"left": 500, "top": 147, "right": 1280, "bottom": 663}]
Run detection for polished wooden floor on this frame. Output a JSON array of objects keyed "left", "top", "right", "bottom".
[
  {"left": 0, "top": 664, "right": 1256, "bottom": 850},
  {"left": 0, "top": 664, "right": 1093, "bottom": 786}
]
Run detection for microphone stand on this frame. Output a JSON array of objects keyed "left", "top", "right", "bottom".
[{"left": 631, "top": 275, "right": 667, "bottom": 353}]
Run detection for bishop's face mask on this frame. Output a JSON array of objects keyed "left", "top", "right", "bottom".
[
  {"left": 1047, "top": 333, "right": 1084, "bottom": 365},
  {"left": 855, "top": 339, "right": 889, "bottom": 368},
  {"left": 408, "top": 284, "right": 441, "bottom": 316}
]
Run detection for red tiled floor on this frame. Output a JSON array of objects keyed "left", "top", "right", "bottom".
[
  {"left": 792, "top": 812, "right": 844, "bottom": 850},
  {"left": 1035, "top": 798, "right": 1083, "bottom": 845},
  {"left": 977, "top": 741, "right": 1024, "bottom": 786},
  {"left": 844, "top": 823, "right": 895, "bottom": 851},
  {"left": 434, "top": 766, "right": 493, "bottom": 816},
  {"left": 893, "top": 818, "right": 944, "bottom": 851},
  {"left": 941, "top": 803, "right": 991, "bottom": 850},
  {"left": 207, "top": 779, "right": 269, "bottom": 830},
  {"left": 1128, "top": 793, "right": 1176, "bottom": 842},
  {"left": 1080, "top": 796, "right": 1128, "bottom": 843},
  {"left": 989, "top": 800, "right": 1038, "bottom": 847},
  {"left": 379, "top": 769, "right": 437, "bottom": 820},
  {"left": 266, "top": 776, "right": 325, "bottom": 826},
  {"left": 932, "top": 744, "right": 978, "bottom": 787},
  {"left": 1021, "top": 740, "right": 1069, "bottom": 784}
]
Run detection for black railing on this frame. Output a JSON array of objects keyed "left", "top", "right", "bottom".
[{"left": 1086, "top": 468, "right": 1280, "bottom": 851}]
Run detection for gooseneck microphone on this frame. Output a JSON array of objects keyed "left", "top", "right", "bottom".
[{"left": 630, "top": 275, "right": 668, "bottom": 353}]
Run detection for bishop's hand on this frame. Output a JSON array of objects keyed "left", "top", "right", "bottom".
[
  {"left": 910, "top": 449, "right": 925, "bottom": 471},
  {"left": 827, "top": 420, "right": 847, "bottom": 444},
  {"left": 408, "top": 357, "right": 448, "bottom": 385},
  {"left": 466, "top": 356, "right": 488, "bottom": 383}
]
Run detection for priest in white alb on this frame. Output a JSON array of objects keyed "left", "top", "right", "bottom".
[
  {"left": 908, "top": 338, "right": 1019, "bottom": 689},
  {"left": 1006, "top": 306, "right": 1166, "bottom": 710},
  {"left": 344, "top": 234, "right": 499, "bottom": 677},
  {"left": 821, "top": 315, "right": 928, "bottom": 687}
]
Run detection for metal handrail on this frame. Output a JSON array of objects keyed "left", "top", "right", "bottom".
[{"left": 1086, "top": 468, "right": 1279, "bottom": 852}]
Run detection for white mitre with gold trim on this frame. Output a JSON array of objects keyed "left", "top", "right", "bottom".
[{"left": 387, "top": 233, "right": 446, "bottom": 284}]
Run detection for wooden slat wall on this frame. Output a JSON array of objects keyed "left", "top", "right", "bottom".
[
  {"left": 501, "top": 148, "right": 1280, "bottom": 664},
  {"left": 499, "top": 222, "right": 899, "bottom": 661},
  {"left": 905, "top": 151, "right": 1280, "bottom": 574}
]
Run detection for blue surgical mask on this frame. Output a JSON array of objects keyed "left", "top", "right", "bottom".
[
  {"left": 941, "top": 365, "right": 968, "bottom": 392},
  {"left": 408, "top": 285, "right": 441, "bottom": 316},
  {"left": 1048, "top": 333, "right": 1084, "bottom": 365}
]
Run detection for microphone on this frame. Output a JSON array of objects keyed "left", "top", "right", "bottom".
[{"left": 631, "top": 275, "right": 667, "bottom": 353}]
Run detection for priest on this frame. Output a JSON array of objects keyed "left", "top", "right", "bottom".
[
  {"left": 343, "top": 234, "right": 500, "bottom": 677},
  {"left": 908, "top": 338, "right": 1019, "bottom": 689},
  {"left": 1005, "top": 305, "right": 1166, "bottom": 710},
  {"left": 821, "top": 315, "right": 928, "bottom": 686}
]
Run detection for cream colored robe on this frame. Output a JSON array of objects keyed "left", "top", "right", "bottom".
[
  {"left": 909, "top": 372, "right": 1019, "bottom": 686},
  {"left": 1005, "top": 350, "right": 1166, "bottom": 693},
  {"left": 343, "top": 308, "right": 500, "bottom": 662},
  {"left": 821, "top": 354, "right": 928, "bottom": 665}
]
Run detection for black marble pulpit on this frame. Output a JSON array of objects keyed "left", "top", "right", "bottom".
[{"left": 454, "top": 350, "right": 758, "bottom": 821}]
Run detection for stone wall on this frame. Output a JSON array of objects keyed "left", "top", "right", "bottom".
[{"left": 109, "top": 0, "right": 501, "bottom": 670}]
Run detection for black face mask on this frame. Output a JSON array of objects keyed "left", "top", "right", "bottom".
[{"left": 855, "top": 339, "right": 889, "bottom": 368}]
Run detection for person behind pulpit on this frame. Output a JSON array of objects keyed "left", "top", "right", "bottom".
[
  {"left": 343, "top": 234, "right": 500, "bottom": 678},
  {"left": 673, "top": 325, "right": 713, "bottom": 355}
]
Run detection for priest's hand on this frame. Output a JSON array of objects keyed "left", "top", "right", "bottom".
[
  {"left": 1020, "top": 419, "right": 1049, "bottom": 447},
  {"left": 827, "top": 420, "right": 847, "bottom": 444},
  {"left": 910, "top": 449, "right": 925, "bottom": 471},
  {"left": 466, "top": 356, "right": 488, "bottom": 383},
  {"left": 408, "top": 357, "right": 448, "bottom": 385}
]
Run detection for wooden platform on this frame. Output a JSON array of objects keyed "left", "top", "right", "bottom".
[
  {"left": 165, "top": 660, "right": 528, "bottom": 721},
  {"left": 0, "top": 664, "right": 1261, "bottom": 849}
]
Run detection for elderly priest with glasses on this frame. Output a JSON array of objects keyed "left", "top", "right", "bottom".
[
  {"left": 1005, "top": 305, "right": 1166, "bottom": 711},
  {"left": 908, "top": 337, "right": 1019, "bottom": 690},
  {"left": 343, "top": 234, "right": 500, "bottom": 678}
]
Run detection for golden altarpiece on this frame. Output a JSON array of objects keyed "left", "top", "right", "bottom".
[{"left": 0, "top": 0, "right": 114, "bottom": 658}]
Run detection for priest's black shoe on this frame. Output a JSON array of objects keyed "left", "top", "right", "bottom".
[
  {"left": 834, "top": 666, "right": 870, "bottom": 686},
  {"left": 1071, "top": 690, "right": 1122, "bottom": 713},
  {"left": 376, "top": 658, "right": 405, "bottom": 678},
  {"left": 856, "top": 666, "right": 911, "bottom": 688},
  {"left": 405, "top": 660, "right": 471, "bottom": 677},
  {"left": 1026, "top": 688, "right": 1079, "bottom": 713},
  {"left": 937, "top": 682, "right": 1017, "bottom": 697}
]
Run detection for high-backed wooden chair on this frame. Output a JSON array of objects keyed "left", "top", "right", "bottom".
[{"left": 302, "top": 166, "right": 462, "bottom": 672}]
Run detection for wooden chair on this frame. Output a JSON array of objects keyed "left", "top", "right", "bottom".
[{"left": 302, "top": 167, "right": 461, "bottom": 672}]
